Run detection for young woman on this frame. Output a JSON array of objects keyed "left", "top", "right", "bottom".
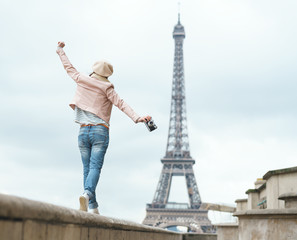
[{"left": 56, "top": 41, "right": 151, "bottom": 214}]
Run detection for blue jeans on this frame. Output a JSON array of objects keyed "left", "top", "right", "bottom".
[{"left": 78, "top": 125, "right": 109, "bottom": 209}]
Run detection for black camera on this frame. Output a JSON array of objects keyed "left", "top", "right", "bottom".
[{"left": 145, "top": 119, "right": 157, "bottom": 132}]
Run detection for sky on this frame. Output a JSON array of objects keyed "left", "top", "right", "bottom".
[{"left": 0, "top": 0, "right": 297, "bottom": 224}]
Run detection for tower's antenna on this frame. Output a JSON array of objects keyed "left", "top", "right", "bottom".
[{"left": 178, "top": 1, "right": 181, "bottom": 24}]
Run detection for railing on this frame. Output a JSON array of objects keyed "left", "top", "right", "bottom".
[{"left": 165, "top": 203, "right": 189, "bottom": 209}]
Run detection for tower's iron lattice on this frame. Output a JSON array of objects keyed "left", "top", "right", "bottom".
[{"left": 142, "top": 15, "right": 213, "bottom": 233}]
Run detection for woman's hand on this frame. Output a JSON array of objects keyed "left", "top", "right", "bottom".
[
  {"left": 137, "top": 116, "right": 152, "bottom": 123},
  {"left": 57, "top": 41, "right": 65, "bottom": 48}
]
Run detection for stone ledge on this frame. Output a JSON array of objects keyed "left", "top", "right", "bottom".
[
  {"left": 0, "top": 194, "right": 219, "bottom": 240},
  {"left": 278, "top": 192, "right": 297, "bottom": 209},
  {"left": 234, "top": 208, "right": 297, "bottom": 218},
  {"left": 278, "top": 192, "right": 297, "bottom": 200},
  {"left": 0, "top": 193, "right": 176, "bottom": 234},
  {"left": 183, "top": 233, "right": 217, "bottom": 240},
  {"left": 214, "top": 223, "right": 238, "bottom": 227},
  {"left": 258, "top": 182, "right": 266, "bottom": 191},
  {"left": 263, "top": 166, "right": 297, "bottom": 180},
  {"left": 245, "top": 189, "right": 259, "bottom": 194}
]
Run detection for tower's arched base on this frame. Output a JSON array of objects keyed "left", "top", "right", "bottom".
[{"left": 143, "top": 207, "right": 215, "bottom": 233}]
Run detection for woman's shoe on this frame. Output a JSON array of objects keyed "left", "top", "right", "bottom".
[
  {"left": 91, "top": 208, "right": 100, "bottom": 214},
  {"left": 79, "top": 193, "right": 89, "bottom": 211}
]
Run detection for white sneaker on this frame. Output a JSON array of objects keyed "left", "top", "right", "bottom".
[
  {"left": 79, "top": 193, "right": 89, "bottom": 212},
  {"left": 91, "top": 208, "right": 100, "bottom": 214}
]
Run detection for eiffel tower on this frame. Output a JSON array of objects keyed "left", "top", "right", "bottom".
[{"left": 142, "top": 14, "right": 213, "bottom": 233}]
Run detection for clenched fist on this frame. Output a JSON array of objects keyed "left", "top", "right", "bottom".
[{"left": 57, "top": 41, "right": 65, "bottom": 48}]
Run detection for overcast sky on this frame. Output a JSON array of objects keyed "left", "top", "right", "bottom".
[{"left": 1, "top": 0, "right": 297, "bottom": 224}]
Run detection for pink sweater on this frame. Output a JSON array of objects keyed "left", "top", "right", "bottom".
[{"left": 56, "top": 48, "right": 140, "bottom": 124}]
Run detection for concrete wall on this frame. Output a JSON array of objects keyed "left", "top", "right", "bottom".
[
  {"left": 217, "top": 227, "right": 238, "bottom": 240},
  {"left": 0, "top": 193, "right": 182, "bottom": 240},
  {"left": 0, "top": 193, "right": 216, "bottom": 240},
  {"left": 235, "top": 199, "right": 247, "bottom": 212},
  {"left": 216, "top": 224, "right": 238, "bottom": 240},
  {"left": 266, "top": 172, "right": 297, "bottom": 209},
  {"left": 221, "top": 167, "right": 297, "bottom": 240},
  {"left": 259, "top": 187, "right": 266, "bottom": 202},
  {"left": 234, "top": 209, "right": 297, "bottom": 240},
  {"left": 247, "top": 192, "right": 260, "bottom": 210}
]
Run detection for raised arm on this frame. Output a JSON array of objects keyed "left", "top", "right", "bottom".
[
  {"left": 106, "top": 85, "right": 151, "bottom": 123},
  {"left": 56, "top": 41, "right": 80, "bottom": 83}
]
